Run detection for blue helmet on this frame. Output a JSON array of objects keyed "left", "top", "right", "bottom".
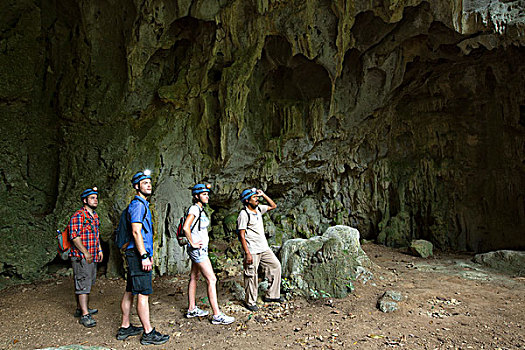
[
  {"left": 191, "top": 183, "right": 211, "bottom": 196},
  {"left": 240, "top": 188, "right": 257, "bottom": 203},
  {"left": 131, "top": 170, "right": 152, "bottom": 186},
  {"left": 81, "top": 187, "right": 98, "bottom": 200}
]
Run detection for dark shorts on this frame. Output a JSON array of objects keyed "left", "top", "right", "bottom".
[
  {"left": 125, "top": 249, "right": 153, "bottom": 295},
  {"left": 71, "top": 258, "right": 97, "bottom": 294}
]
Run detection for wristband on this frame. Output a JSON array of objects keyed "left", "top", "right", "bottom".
[{"left": 140, "top": 253, "right": 149, "bottom": 260}]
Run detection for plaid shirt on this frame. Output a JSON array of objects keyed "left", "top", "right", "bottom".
[{"left": 68, "top": 207, "right": 102, "bottom": 262}]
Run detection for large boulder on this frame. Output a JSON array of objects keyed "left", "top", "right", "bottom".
[
  {"left": 473, "top": 250, "right": 525, "bottom": 277},
  {"left": 280, "top": 225, "right": 372, "bottom": 299}
]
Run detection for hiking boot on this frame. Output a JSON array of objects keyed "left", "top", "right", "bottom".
[
  {"left": 79, "top": 314, "right": 96, "bottom": 328},
  {"left": 74, "top": 308, "right": 98, "bottom": 318},
  {"left": 243, "top": 302, "right": 259, "bottom": 312},
  {"left": 116, "top": 324, "right": 144, "bottom": 340},
  {"left": 211, "top": 313, "right": 235, "bottom": 325},
  {"left": 262, "top": 296, "right": 285, "bottom": 303},
  {"left": 140, "top": 328, "right": 170, "bottom": 345},
  {"left": 186, "top": 306, "right": 209, "bottom": 318}
]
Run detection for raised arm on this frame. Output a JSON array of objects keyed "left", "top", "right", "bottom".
[{"left": 257, "top": 189, "right": 277, "bottom": 211}]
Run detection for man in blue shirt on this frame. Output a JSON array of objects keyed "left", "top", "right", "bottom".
[{"left": 116, "top": 170, "right": 169, "bottom": 346}]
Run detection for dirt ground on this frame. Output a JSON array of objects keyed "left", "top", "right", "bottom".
[{"left": 0, "top": 243, "right": 523, "bottom": 350}]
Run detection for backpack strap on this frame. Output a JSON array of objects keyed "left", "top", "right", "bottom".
[
  {"left": 242, "top": 205, "right": 260, "bottom": 227},
  {"left": 243, "top": 207, "right": 250, "bottom": 227},
  {"left": 186, "top": 205, "right": 203, "bottom": 232},
  {"left": 129, "top": 198, "right": 148, "bottom": 226},
  {"left": 74, "top": 209, "right": 91, "bottom": 237},
  {"left": 80, "top": 209, "right": 98, "bottom": 234}
]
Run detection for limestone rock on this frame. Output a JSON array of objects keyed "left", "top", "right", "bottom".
[
  {"left": 377, "top": 290, "right": 404, "bottom": 313},
  {"left": 473, "top": 250, "right": 525, "bottom": 277},
  {"left": 1, "top": 0, "right": 524, "bottom": 284},
  {"left": 280, "top": 225, "right": 371, "bottom": 298},
  {"left": 224, "top": 280, "right": 245, "bottom": 302},
  {"left": 222, "top": 213, "right": 239, "bottom": 235},
  {"left": 377, "top": 212, "right": 412, "bottom": 248},
  {"left": 410, "top": 240, "right": 434, "bottom": 258}
]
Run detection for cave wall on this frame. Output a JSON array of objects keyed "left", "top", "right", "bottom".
[{"left": 1, "top": 0, "right": 524, "bottom": 283}]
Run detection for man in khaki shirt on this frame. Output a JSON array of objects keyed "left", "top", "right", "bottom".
[{"left": 237, "top": 188, "right": 282, "bottom": 311}]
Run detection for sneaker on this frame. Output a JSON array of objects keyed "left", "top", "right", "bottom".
[
  {"left": 116, "top": 324, "right": 144, "bottom": 340},
  {"left": 79, "top": 314, "right": 96, "bottom": 328},
  {"left": 186, "top": 306, "right": 209, "bottom": 318},
  {"left": 243, "top": 302, "right": 259, "bottom": 312},
  {"left": 262, "top": 296, "right": 285, "bottom": 303},
  {"left": 74, "top": 308, "right": 98, "bottom": 318},
  {"left": 140, "top": 328, "right": 170, "bottom": 346},
  {"left": 211, "top": 313, "right": 235, "bottom": 325}
]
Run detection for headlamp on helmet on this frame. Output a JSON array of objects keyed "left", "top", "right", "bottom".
[
  {"left": 81, "top": 187, "right": 98, "bottom": 200},
  {"left": 131, "top": 170, "right": 152, "bottom": 186},
  {"left": 191, "top": 183, "right": 212, "bottom": 196},
  {"left": 240, "top": 188, "right": 257, "bottom": 203}
]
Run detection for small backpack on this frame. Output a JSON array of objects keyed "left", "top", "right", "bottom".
[
  {"left": 56, "top": 227, "right": 71, "bottom": 260},
  {"left": 56, "top": 210, "right": 90, "bottom": 260},
  {"left": 176, "top": 206, "right": 202, "bottom": 246},
  {"left": 114, "top": 199, "right": 146, "bottom": 250}
]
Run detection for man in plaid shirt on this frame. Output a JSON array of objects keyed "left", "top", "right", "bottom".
[{"left": 68, "top": 187, "right": 103, "bottom": 328}]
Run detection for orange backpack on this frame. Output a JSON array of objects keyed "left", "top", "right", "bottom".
[
  {"left": 56, "top": 211, "right": 88, "bottom": 260},
  {"left": 56, "top": 226, "right": 71, "bottom": 260}
]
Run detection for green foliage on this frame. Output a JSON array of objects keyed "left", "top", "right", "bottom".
[
  {"left": 309, "top": 288, "right": 332, "bottom": 299},
  {"left": 281, "top": 277, "right": 295, "bottom": 292},
  {"left": 208, "top": 252, "right": 218, "bottom": 270}
]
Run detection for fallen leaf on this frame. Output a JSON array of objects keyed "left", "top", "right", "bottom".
[{"left": 367, "top": 334, "right": 385, "bottom": 339}]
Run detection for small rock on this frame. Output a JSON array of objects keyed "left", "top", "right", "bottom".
[
  {"left": 410, "top": 240, "right": 433, "bottom": 258},
  {"left": 378, "top": 300, "right": 399, "bottom": 313},
  {"left": 383, "top": 290, "right": 404, "bottom": 302},
  {"left": 377, "top": 290, "right": 404, "bottom": 313}
]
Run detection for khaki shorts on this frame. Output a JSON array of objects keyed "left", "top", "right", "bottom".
[{"left": 71, "top": 258, "right": 97, "bottom": 294}]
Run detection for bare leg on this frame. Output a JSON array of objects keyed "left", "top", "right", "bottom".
[
  {"left": 120, "top": 291, "right": 134, "bottom": 328},
  {"left": 196, "top": 258, "right": 219, "bottom": 315},
  {"left": 187, "top": 262, "right": 201, "bottom": 311},
  {"left": 78, "top": 294, "right": 89, "bottom": 316},
  {"left": 137, "top": 294, "right": 152, "bottom": 334}
]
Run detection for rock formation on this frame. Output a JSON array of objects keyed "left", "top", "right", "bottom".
[
  {"left": 280, "top": 225, "right": 372, "bottom": 298},
  {"left": 1, "top": 0, "right": 524, "bottom": 284}
]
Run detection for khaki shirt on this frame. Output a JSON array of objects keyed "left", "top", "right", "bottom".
[{"left": 237, "top": 205, "right": 269, "bottom": 254}]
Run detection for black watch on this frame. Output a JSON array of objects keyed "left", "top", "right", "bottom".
[{"left": 140, "top": 253, "right": 149, "bottom": 260}]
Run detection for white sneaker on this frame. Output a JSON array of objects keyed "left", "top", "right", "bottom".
[
  {"left": 186, "top": 306, "right": 209, "bottom": 318},
  {"left": 211, "top": 313, "right": 235, "bottom": 325}
]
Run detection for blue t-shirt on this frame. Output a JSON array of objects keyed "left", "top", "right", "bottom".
[{"left": 126, "top": 195, "right": 153, "bottom": 257}]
